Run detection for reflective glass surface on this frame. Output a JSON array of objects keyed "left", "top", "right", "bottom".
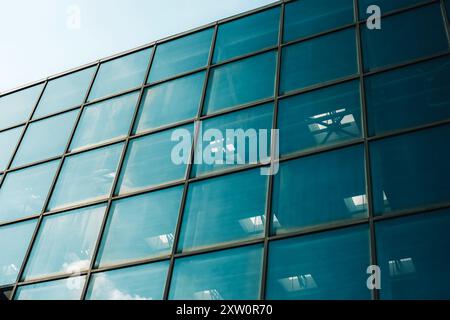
[
  {"left": 178, "top": 169, "right": 267, "bottom": 252},
  {"left": 359, "top": 0, "right": 427, "bottom": 17},
  {"left": 272, "top": 145, "right": 367, "bottom": 234},
  {"left": 97, "top": 186, "right": 183, "bottom": 267},
  {"left": 280, "top": 28, "right": 357, "bottom": 93},
  {"left": 0, "top": 126, "right": 23, "bottom": 171},
  {"left": 169, "top": 245, "right": 263, "bottom": 300},
  {"left": 15, "top": 276, "right": 86, "bottom": 300},
  {"left": 48, "top": 143, "right": 123, "bottom": 210},
  {"left": 23, "top": 204, "right": 106, "bottom": 280}
]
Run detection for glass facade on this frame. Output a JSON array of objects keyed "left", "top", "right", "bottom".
[{"left": 1, "top": 0, "right": 450, "bottom": 300}]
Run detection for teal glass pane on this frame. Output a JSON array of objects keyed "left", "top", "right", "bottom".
[
  {"left": 135, "top": 71, "right": 205, "bottom": 133},
  {"left": 33, "top": 67, "right": 95, "bottom": 118},
  {"left": 70, "top": 92, "right": 139, "bottom": 151},
  {"left": 447, "top": 0, "right": 450, "bottom": 20},
  {"left": 278, "top": 80, "right": 362, "bottom": 155},
  {"left": 116, "top": 124, "right": 193, "bottom": 194},
  {"left": 213, "top": 7, "right": 279, "bottom": 63},
  {"left": 88, "top": 48, "right": 152, "bottom": 101},
  {"left": 96, "top": 186, "right": 183, "bottom": 267},
  {"left": 48, "top": 143, "right": 123, "bottom": 210},
  {"left": 15, "top": 276, "right": 86, "bottom": 300},
  {"left": 178, "top": 169, "right": 267, "bottom": 252},
  {"left": 0, "top": 126, "right": 23, "bottom": 171},
  {"left": 272, "top": 145, "right": 367, "bottom": 235},
  {"left": 280, "top": 28, "right": 357, "bottom": 93},
  {"left": 148, "top": 29, "right": 213, "bottom": 83},
  {"left": 266, "top": 225, "right": 371, "bottom": 300},
  {"left": 0, "top": 84, "right": 44, "bottom": 130},
  {"left": 86, "top": 261, "right": 169, "bottom": 300},
  {"left": 204, "top": 52, "right": 276, "bottom": 115},
  {"left": 12, "top": 110, "right": 78, "bottom": 168},
  {"left": 0, "top": 161, "right": 59, "bottom": 224},
  {"left": 284, "top": 0, "right": 354, "bottom": 42},
  {"left": 0, "top": 220, "right": 36, "bottom": 286},
  {"left": 23, "top": 204, "right": 106, "bottom": 280},
  {"left": 370, "top": 125, "right": 450, "bottom": 216},
  {"left": 359, "top": 0, "right": 426, "bottom": 18},
  {"left": 362, "top": 4, "right": 448, "bottom": 71},
  {"left": 366, "top": 56, "right": 450, "bottom": 136},
  {"left": 169, "top": 244, "right": 263, "bottom": 300},
  {"left": 376, "top": 209, "right": 450, "bottom": 299},
  {"left": 192, "top": 103, "right": 273, "bottom": 177}
]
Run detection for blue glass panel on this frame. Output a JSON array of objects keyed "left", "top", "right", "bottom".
[
  {"left": 23, "top": 204, "right": 106, "bottom": 280},
  {"left": 447, "top": 0, "right": 450, "bottom": 20},
  {"left": 15, "top": 276, "right": 86, "bottom": 300},
  {"left": 33, "top": 67, "right": 95, "bottom": 118},
  {"left": 135, "top": 71, "right": 205, "bottom": 133},
  {"left": 284, "top": 0, "right": 354, "bottom": 42},
  {"left": 362, "top": 4, "right": 448, "bottom": 71},
  {"left": 192, "top": 103, "right": 273, "bottom": 176},
  {"left": 96, "top": 186, "right": 183, "bottom": 267},
  {"left": 86, "top": 261, "right": 169, "bottom": 300},
  {"left": 278, "top": 80, "right": 362, "bottom": 155},
  {"left": 370, "top": 125, "right": 450, "bottom": 216},
  {"left": 272, "top": 145, "right": 367, "bottom": 235},
  {"left": 0, "top": 220, "right": 36, "bottom": 286},
  {"left": 0, "top": 84, "right": 44, "bottom": 130},
  {"left": 116, "top": 124, "right": 193, "bottom": 194},
  {"left": 0, "top": 126, "right": 23, "bottom": 171},
  {"left": 213, "top": 7, "right": 279, "bottom": 63},
  {"left": 376, "top": 208, "right": 450, "bottom": 299},
  {"left": 169, "top": 245, "right": 263, "bottom": 300},
  {"left": 48, "top": 143, "right": 123, "bottom": 210},
  {"left": 70, "top": 92, "right": 139, "bottom": 151},
  {"left": 12, "top": 110, "right": 78, "bottom": 168},
  {"left": 266, "top": 225, "right": 371, "bottom": 299},
  {"left": 359, "top": 0, "right": 427, "bottom": 18},
  {"left": 0, "top": 161, "right": 59, "bottom": 223},
  {"left": 88, "top": 48, "right": 152, "bottom": 101},
  {"left": 204, "top": 51, "right": 276, "bottom": 114},
  {"left": 148, "top": 29, "right": 213, "bottom": 83},
  {"left": 280, "top": 28, "right": 357, "bottom": 93},
  {"left": 178, "top": 169, "right": 267, "bottom": 252}
]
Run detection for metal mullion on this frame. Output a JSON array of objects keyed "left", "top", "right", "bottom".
[
  {"left": 145, "top": 66, "right": 208, "bottom": 87},
  {"left": 28, "top": 105, "right": 82, "bottom": 124},
  {"left": 372, "top": 201, "right": 450, "bottom": 222},
  {"left": 83, "top": 86, "right": 142, "bottom": 107}
]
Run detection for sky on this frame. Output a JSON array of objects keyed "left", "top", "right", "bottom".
[{"left": 0, "top": 0, "right": 275, "bottom": 93}]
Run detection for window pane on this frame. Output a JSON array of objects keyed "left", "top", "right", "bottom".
[
  {"left": 48, "top": 143, "right": 123, "bottom": 210},
  {"left": 278, "top": 80, "right": 362, "bottom": 155},
  {"left": 33, "top": 67, "right": 95, "bottom": 118},
  {"left": 0, "top": 220, "right": 36, "bottom": 286},
  {"left": 213, "top": 7, "right": 279, "bottom": 63},
  {"left": 280, "top": 28, "right": 357, "bottom": 93},
  {"left": 366, "top": 56, "right": 450, "bottom": 136},
  {"left": 359, "top": 0, "right": 426, "bottom": 17},
  {"left": 15, "top": 276, "right": 86, "bottom": 300},
  {"left": 86, "top": 261, "right": 169, "bottom": 300},
  {"left": 266, "top": 225, "right": 371, "bottom": 300},
  {"left": 178, "top": 169, "right": 267, "bottom": 252},
  {"left": 362, "top": 4, "right": 448, "bottom": 71},
  {"left": 192, "top": 103, "right": 273, "bottom": 177},
  {"left": 96, "top": 186, "right": 183, "bottom": 267},
  {"left": 88, "top": 48, "right": 152, "bottom": 101},
  {"left": 284, "top": 0, "right": 354, "bottom": 42},
  {"left": 70, "top": 92, "right": 139, "bottom": 151},
  {"left": 23, "top": 204, "right": 106, "bottom": 280},
  {"left": 169, "top": 245, "right": 263, "bottom": 300},
  {"left": 447, "top": 0, "right": 450, "bottom": 20},
  {"left": 148, "top": 28, "right": 213, "bottom": 83},
  {"left": 135, "top": 71, "right": 205, "bottom": 133},
  {"left": 0, "top": 126, "right": 23, "bottom": 171},
  {"left": 0, "top": 161, "right": 59, "bottom": 224},
  {"left": 376, "top": 208, "right": 450, "bottom": 299},
  {"left": 116, "top": 125, "right": 193, "bottom": 194},
  {"left": 204, "top": 51, "right": 276, "bottom": 114},
  {"left": 0, "top": 84, "right": 43, "bottom": 130},
  {"left": 12, "top": 110, "right": 78, "bottom": 168},
  {"left": 272, "top": 145, "right": 367, "bottom": 235},
  {"left": 370, "top": 125, "right": 450, "bottom": 216}
]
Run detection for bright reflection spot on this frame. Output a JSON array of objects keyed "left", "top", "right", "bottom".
[
  {"left": 278, "top": 274, "right": 318, "bottom": 292},
  {"left": 91, "top": 273, "right": 152, "bottom": 300},
  {"left": 2, "top": 263, "right": 19, "bottom": 276},
  {"left": 239, "top": 215, "right": 264, "bottom": 233},
  {"left": 194, "top": 289, "right": 223, "bottom": 300},
  {"left": 63, "top": 259, "right": 90, "bottom": 273},
  {"left": 307, "top": 108, "right": 358, "bottom": 144},
  {"left": 344, "top": 194, "right": 367, "bottom": 213},
  {"left": 388, "top": 257, "right": 416, "bottom": 277},
  {"left": 145, "top": 233, "right": 174, "bottom": 250}
]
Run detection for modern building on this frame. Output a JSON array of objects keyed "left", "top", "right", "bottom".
[{"left": 1, "top": 0, "right": 450, "bottom": 300}]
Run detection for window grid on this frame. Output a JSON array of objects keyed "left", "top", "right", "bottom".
[{"left": 0, "top": 0, "right": 449, "bottom": 300}]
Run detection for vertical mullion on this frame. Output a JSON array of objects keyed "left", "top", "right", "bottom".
[{"left": 162, "top": 23, "right": 219, "bottom": 300}]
